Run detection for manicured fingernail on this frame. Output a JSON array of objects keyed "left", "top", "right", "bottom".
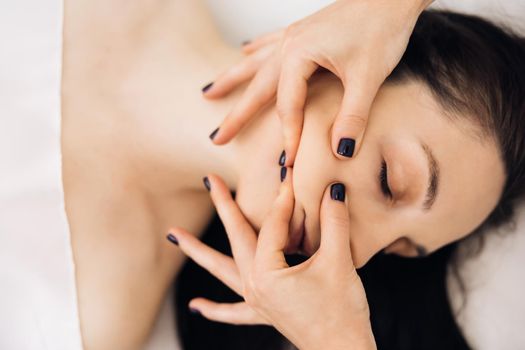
[
  {"left": 278, "top": 150, "right": 286, "bottom": 166},
  {"left": 337, "top": 138, "right": 355, "bottom": 158},
  {"left": 203, "top": 176, "right": 211, "bottom": 191},
  {"left": 202, "top": 82, "right": 213, "bottom": 93},
  {"left": 209, "top": 127, "right": 219, "bottom": 141},
  {"left": 189, "top": 307, "right": 201, "bottom": 315},
  {"left": 330, "top": 183, "right": 346, "bottom": 202},
  {"left": 280, "top": 167, "right": 287, "bottom": 182},
  {"left": 241, "top": 40, "right": 251, "bottom": 46},
  {"left": 166, "top": 233, "right": 179, "bottom": 246}
]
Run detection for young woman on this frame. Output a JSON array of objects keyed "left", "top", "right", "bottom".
[
  {"left": 59, "top": 1, "right": 524, "bottom": 349},
  {"left": 172, "top": 7, "right": 525, "bottom": 350}
]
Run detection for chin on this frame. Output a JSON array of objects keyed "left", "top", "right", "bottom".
[{"left": 235, "top": 163, "right": 282, "bottom": 233}]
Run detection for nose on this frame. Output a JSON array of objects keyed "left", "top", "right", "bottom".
[{"left": 293, "top": 119, "right": 397, "bottom": 266}]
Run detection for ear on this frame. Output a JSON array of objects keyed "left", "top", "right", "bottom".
[{"left": 383, "top": 237, "right": 426, "bottom": 258}]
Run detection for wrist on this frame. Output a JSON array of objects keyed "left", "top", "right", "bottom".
[
  {"left": 400, "top": 0, "right": 433, "bottom": 30},
  {"left": 300, "top": 322, "right": 376, "bottom": 350}
]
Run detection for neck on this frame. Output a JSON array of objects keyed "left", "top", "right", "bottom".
[{"left": 64, "top": 0, "right": 245, "bottom": 196}]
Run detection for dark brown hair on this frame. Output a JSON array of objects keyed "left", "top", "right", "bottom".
[{"left": 388, "top": 10, "right": 525, "bottom": 235}]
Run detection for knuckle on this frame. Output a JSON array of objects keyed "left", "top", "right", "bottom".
[
  {"left": 281, "top": 26, "right": 303, "bottom": 53},
  {"left": 256, "top": 80, "right": 277, "bottom": 100},
  {"left": 284, "top": 22, "right": 300, "bottom": 38},
  {"left": 276, "top": 100, "right": 301, "bottom": 121},
  {"left": 242, "top": 270, "right": 272, "bottom": 309},
  {"left": 338, "top": 114, "right": 367, "bottom": 131},
  {"left": 227, "top": 62, "right": 247, "bottom": 78},
  {"left": 242, "top": 277, "right": 259, "bottom": 307},
  {"left": 325, "top": 213, "right": 349, "bottom": 231},
  {"left": 275, "top": 101, "right": 290, "bottom": 119},
  {"left": 221, "top": 112, "right": 240, "bottom": 129}
]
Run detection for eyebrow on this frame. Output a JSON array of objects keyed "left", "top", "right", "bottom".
[{"left": 421, "top": 142, "right": 440, "bottom": 211}]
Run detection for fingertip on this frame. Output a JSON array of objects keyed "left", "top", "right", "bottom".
[
  {"left": 203, "top": 88, "right": 229, "bottom": 100},
  {"left": 283, "top": 144, "right": 298, "bottom": 167},
  {"left": 188, "top": 299, "right": 203, "bottom": 315},
  {"left": 209, "top": 127, "right": 220, "bottom": 142},
  {"left": 206, "top": 174, "right": 230, "bottom": 198},
  {"left": 203, "top": 176, "right": 211, "bottom": 192},
  {"left": 330, "top": 183, "right": 346, "bottom": 202},
  {"left": 168, "top": 226, "right": 189, "bottom": 238},
  {"left": 331, "top": 86, "right": 374, "bottom": 159},
  {"left": 280, "top": 117, "right": 303, "bottom": 167},
  {"left": 205, "top": 173, "right": 219, "bottom": 188},
  {"left": 280, "top": 166, "right": 292, "bottom": 183},
  {"left": 284, "top": 154, "right": 295, "bottom": 167},
  {"left": 336, "top": 137, "right": 356, "bottom": 158},
  {"left": 166, "top": 232, "right": 179, "bottom": 246},
  {"left": 278, "top": 167, "right": 294, "bottom": 199},
  {"left": 318, "top": 182, "right": 353, "bottom": 262},
  {"left": 331, "top": 123, "right": 362, "bottom": 159},
  {"left": 242, "top": 44, "right": 255, "bottom": 55},
  {"left": 167, "top": 226, "right": 195, "bottom": 245},
  {"left": 280, "top": 166, "right": 287, "bottom": 183},
  {"left": 208, "top": 127, "right": 233, "bottom": 145},
  {"left": 201, "top": 82, "right": 214, "bottom": 94},
  {"left": 320, "top": 182, "right": 348, "bottom": 214},
  {"left": 203, "top": 81, "right": 233, "bottom": 100}
]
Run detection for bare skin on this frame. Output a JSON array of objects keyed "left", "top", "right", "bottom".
[
  {"left": 61, "top": 1, "right": 243, "bottom": 348},
  {"left": 61, "top": 1, "right": 505, "bottom": 348}
]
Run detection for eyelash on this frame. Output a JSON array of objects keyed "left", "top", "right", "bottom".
[{"left": 379, "top": 160, "right": 393, "bottom": 199}]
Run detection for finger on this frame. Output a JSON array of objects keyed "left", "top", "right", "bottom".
[
  {"left": 317, "top": 182, "right": 354, "bottom": 267},
  {"left": 242, "top": 29, "right": 284, "bottom": 55},
  {"left": 331, "top": 76, "right": 380, "bottom": 159},
  {"left": 254, "top": 167, "right": 295, "bottom": 271},
  {"left": 206, "top": 175, "right": 257, "bottom": 279},
  {"left": 189, "top": 298, "right": 269, "bottom": 325},
  {"left": 204, "top": 45, "right": 275, "bottom": 99},
  {"left": 276, "top": 57, "right": 318, "bottom": 166},
  {"left": 211, "top": 57, "right": 280, "bottom": 145},
  {"left": 168, "top": 228, "right": 243, "bottom": 295}
]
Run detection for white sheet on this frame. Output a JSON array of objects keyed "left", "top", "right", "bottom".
[
  {"left": 0, "top": 1, "right": 523, "bottom": 349},
  {"left": 0, "top": 1, "right": 82, "bottom": 349}
]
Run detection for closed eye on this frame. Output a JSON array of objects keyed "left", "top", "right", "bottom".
[{"left": 379, "top": 160, "right": 392, "bottom": 199}]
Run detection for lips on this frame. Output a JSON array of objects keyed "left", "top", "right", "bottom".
[
  {"left": 284, "top": 220, "right": 305, "bottom": 254},
  {"left": 284, "top": 209, "right": 306, "bottom": 255}
]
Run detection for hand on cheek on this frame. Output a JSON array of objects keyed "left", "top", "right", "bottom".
[{"left": 167, "top": 172, "right": 376, "bottom": 350}]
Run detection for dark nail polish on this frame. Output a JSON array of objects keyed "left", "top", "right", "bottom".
[
  {"left": 189, "top": 307, "right": 201, "bottom": 315},
  {"left": 203, "top": 176, "right": 211, "bottom": 191},
  {"left": 166, "top": 233, "right": 179, "bottom": 246},
  {"left": 241, "top": 40, "right": 251, "bottom": 46},
  {"left": 280, "top": 167, "right": 287, "bottom": 182},
  {"left": 278, "top": 150, "right": 286, "bottom": 166},
  {"left": 202, "top": 82, "right": 213, "bottom": 93},
  {"left": 209, "top": 127, "right": 219, "bottom": 141},
  {"left": 330, "top": 183, "right": 346, "bottom": 202},
  {"left": 337, "top": 138, "right": 355, "bottom": 158}
]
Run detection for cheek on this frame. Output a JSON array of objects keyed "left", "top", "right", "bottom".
[
  {"left": 346, "top": 205, "right": 402, "bottom": 268},
  {"left": 235, "top": 162, "right": 280, "bottom": 231},
  {"left": 234, "top": 111, "right": 283, "bottom": 229}
]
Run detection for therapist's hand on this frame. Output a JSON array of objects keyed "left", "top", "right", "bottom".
[
  {"left": 204, "top": 0, "right": 433, "bottom": 165},
  {"left": 168, "top": 171, "right": 376, "bottom": 350}
]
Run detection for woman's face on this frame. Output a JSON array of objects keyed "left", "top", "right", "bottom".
[{"left": 235, "top": 77, "right": 505, "bottom": 267}]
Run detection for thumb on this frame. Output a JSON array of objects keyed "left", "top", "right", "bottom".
[
  {"left": 318, "top": 182, "right": 354, "bottom": 267},
  {"left": 331, "top": 77, "right": 380, "bottom": 159}
]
